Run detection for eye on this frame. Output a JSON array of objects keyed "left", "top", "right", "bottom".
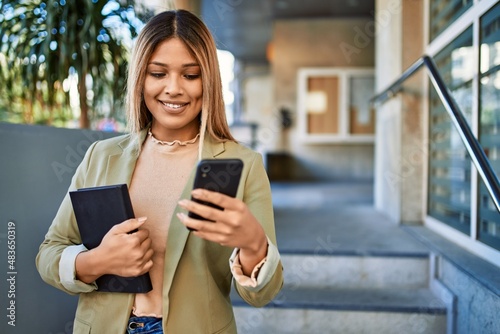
[
  {"left": 149, "top": 72, "right": 165, "bottom": 78},
  {"left": 184, "top": 74, "right": 201, "bottom": 80}
]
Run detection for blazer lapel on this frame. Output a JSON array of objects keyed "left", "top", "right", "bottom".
[
  {"left": 104, "top": 131, "right": 146, "bottom": 186},
  {"left": 201, "top": 135, "right": 226, "bottom": 159},
  {"left": 162, "top": 169, "right": 196, "bottom": 292},
  {"left": 162, "top": 136, "right": 225, "bottom": 308}
]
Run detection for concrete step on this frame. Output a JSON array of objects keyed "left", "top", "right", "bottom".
[
  {"left": 281, "top": 253, "right": 430, "bottom": 289},
  {"left": 232, "top": 286, "right": 447, "bottom": 334},
  {"left": 262, "top": 183, "right": 447, "bottom": 333}
]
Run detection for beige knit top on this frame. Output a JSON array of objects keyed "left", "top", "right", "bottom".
[{"left": 129, "top": 130, "right": 200, "bottom": 317}]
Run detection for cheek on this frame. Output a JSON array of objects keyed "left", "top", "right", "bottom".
[
  {"left": 192, "top": 83, "right": 203, "bottom": 102},
  {"left": 144, "top": 78, "right": 162, "bottom": 97}
]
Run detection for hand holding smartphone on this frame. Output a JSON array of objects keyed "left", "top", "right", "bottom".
[{"left": 187, "top": 159, "right": 243, "bottom": 229}]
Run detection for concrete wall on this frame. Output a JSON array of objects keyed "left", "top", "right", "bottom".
[
  {"left": 374, "top": 0, "right": 404, "bottom": 223},
  {"left": 409, "top": 226, "right": 500, "bottom": 334},
  {"left": 267, "top": 18, "right": 375, "bottom": 181},
  {"left": 0, "top": 123, "right": 119, "bottom": 333},
  {"left": 374, "top": 0, "right": 425, "bottom": 223},
  {"left": 400, "top": 0, "right": 425, "bottom": 224},
  {"left": 240, "top": 64, "right": 277, "bottom": 154},
  {"left": 438, "top": 257, "right": 500, "bottom": 334}
]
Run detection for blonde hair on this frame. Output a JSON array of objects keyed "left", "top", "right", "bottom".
[{"left": 126, "top": 10, "right": 234, "bottom": 142}]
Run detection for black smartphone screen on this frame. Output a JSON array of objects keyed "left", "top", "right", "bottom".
[{"left": 187, "top": 159, "right": 243, "bottom": 226}]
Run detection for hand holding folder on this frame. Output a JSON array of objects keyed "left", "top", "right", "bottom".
[{"left": 69, "top": 184, "right": 152, "bottom": 293}]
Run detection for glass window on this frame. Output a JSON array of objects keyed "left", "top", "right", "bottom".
[
  {"left": 349, "top": 76, "right": 375, "bottom": 135},
  {"left": 479, "top": 2, "right": 500, "bottom": 250},
  {"left": 429, "top": 0, "right": 473, "bottom": 41},
  {"left": 428, "top": 27, "right": 474, "bottom": 234}
]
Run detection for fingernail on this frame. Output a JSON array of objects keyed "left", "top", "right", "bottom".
[
  {"left": 176, "top": 212, "right": 186, "bottom": 220},
  {"left": 191, "top": 189, "right": 202, "bottom": 198},
  {"left": 178, "top": 199, "right": 188, "bottom": 206},
  {"left": 138, "top": 217, "right": 147, "bottom": 223}
]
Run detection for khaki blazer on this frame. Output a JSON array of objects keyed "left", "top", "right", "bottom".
[{"left": 36, "top": 129, "right": 284, "bottom": 333}]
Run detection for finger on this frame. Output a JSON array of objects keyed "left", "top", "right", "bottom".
[
  {"left": 139, "top": 234, "right": 152, "bottom": 252},
  {"left": 134, "top": 227, "right": 150, "bottom": 240},
  {"left": 177, "top": 212, "right": 216, "bottom": 232},
  {"left": 191, "top": 189, "right": 236, "bottom": 210},
  {"left": 178, "top": 199, "right": 222, "bottom": 222},
  {"left": 142, "top": 259, "right": 154, "bottom": 273},
  {"left": 144, "top": 248, "right": 154, "bottom": 262},
  {"left": 192, "top": 229, "right": 231, "bottom": 247},
  {"left": 177, "top": 212, "right": 232, "bottom": 243},
  {"left": 111, "top": 217, "right": 147, "bottom": 234}
]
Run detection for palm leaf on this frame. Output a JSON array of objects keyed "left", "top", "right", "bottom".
[{"left": 0, "top": 0, "right": 153, "bottom": 127}]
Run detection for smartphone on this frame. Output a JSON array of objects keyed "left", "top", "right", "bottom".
[{"left": 187, "top": 159, "right": 244, "bottom": 227}]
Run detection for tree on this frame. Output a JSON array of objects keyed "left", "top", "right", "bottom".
[{"left": 0, "top": 0, "right": 153, "bottom": 128}]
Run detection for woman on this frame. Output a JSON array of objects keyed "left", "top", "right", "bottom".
[{"left": 36, "top": 9, "right": 283, "bottom": 334}]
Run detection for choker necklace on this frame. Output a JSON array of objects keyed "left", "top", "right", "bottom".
[{"left": 148, "top": 128, "right": 200, "bottom": 146}]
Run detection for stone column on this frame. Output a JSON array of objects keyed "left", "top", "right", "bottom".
[{"left": 374, "top": 0, "right": 425, "bottom": 224}]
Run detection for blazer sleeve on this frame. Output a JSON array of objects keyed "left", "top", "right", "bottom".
[
  {"left": 35, "top": 141, "right": 99, "bottom": 295},
  {"left": 233, "top": 153, "right": 284, "bottom": 307}
]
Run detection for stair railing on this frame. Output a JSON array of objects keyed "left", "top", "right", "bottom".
[{"left": 371, "top": 55, "right": 500, "bottom": 213}]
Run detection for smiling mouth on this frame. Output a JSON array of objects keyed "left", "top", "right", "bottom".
[{"left": 161, "top": 101, "right": 189, "bottom": 109}]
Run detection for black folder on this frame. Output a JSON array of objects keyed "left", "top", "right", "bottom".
[{"left": 69, "top": 184, "right": 152, "bottom": 293}]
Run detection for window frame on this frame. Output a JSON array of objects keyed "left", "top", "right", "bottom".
[
  {"left": 424, "top": 0, "right": 500, "bottom": 267},
  {"left": 297, "top": 67, "right": 375, "bottom": 144}
]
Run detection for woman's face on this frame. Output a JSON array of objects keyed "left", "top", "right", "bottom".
[{"left": 144, "top": 37, "right": 203, "bottom": 141}]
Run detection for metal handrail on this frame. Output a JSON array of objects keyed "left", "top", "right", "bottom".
[{"left": 371, "top": 55, "right": 500, "bottom": 213}]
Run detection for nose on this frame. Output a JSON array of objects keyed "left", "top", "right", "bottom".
[{"left": 164, "top": 74, "right": 182, "bottom": 96}]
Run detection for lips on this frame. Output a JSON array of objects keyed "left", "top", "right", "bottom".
[
  {"left": 160, "top": 101, "right": 189, "bottom": 109},
  {"left": 159, "top": 101, "right": 189, "bottom": 112}
]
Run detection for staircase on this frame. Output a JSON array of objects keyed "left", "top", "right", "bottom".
[{"left": 232, "top": 182, "right": 448, "bottom": 334}]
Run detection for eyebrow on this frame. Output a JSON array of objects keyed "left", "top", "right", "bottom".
[{"left": 149, "top": 61, "right": 200, "bottom": 68}]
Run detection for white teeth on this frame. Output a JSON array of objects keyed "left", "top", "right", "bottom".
[{"left": 162, "top": 102, "right": 186, "bottom": 109}]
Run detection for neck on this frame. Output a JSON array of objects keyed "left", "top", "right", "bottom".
[{"left": 150, "top": 122, "right": 200, "bottom": 142}]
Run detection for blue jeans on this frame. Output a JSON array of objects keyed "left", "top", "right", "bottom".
[{"left": 127, "top": 316, "right": 163, "bottom": 334}]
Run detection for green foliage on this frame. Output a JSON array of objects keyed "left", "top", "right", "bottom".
[{"left": 0, "top": 0, "right": 154, "bottom": 128}]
